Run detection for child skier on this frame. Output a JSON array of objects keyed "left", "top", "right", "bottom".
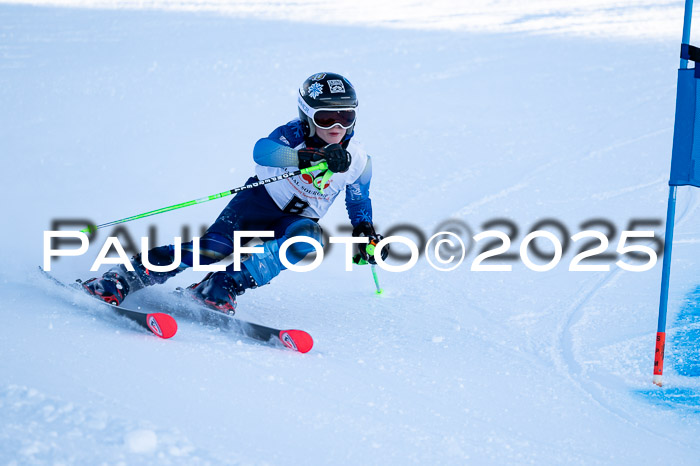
[{"left": 82, "top": 72, "right": 388, "bottom": 314}]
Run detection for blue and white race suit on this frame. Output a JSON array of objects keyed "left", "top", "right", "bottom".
[
  {"left": 131, "top": 119, "right": 375, "bottom": 288},
  {"left": 253, "top": 118, "right": 373, "bottom": 226}
]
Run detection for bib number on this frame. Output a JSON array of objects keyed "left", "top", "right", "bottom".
[{"left": 283, "top": 196, "right": 310, "bottom": 215}]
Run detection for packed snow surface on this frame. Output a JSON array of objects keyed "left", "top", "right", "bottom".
[
  {"left": 3, "top": 0, "right": 700, "bottom": 40},
  {"left": 1, "top": 1, "right": 700, "bottom": 464}
]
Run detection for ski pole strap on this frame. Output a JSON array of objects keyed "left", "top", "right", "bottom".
[
  {"left": 314, "top": 169, "right": 334, "bottom": 195},
  {"left": 80, "top": 162, "right": 329, "bottom": 233},
  {"left": 353, "top": 254, "right": 369, "bottom": 266}
]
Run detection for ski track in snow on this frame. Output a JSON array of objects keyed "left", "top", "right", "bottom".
[
  {"left": 451, "top": 158, "right": 561, "bottom": 220},
  {"left": 590, "top": 174, "right": 668, "bottom": 202},
  {"left": 555, "top": 186, "right": 700, "bottom": 446},
  {"left": 582, "top": 127, "right": 673, "bottom": 162},
  {"left": 455, "top": 182, "right": 530, "bottom": 218},
  {"left": 675, "top": 238, "right": 700, "bottom": 244}
]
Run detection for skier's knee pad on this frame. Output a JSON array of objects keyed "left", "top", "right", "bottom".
[
  {"left": 280, "top": 219, "right": 323, "bottom": 264},
  {"left": 283, "top": 218, "right": 323, "bottom": 241}
]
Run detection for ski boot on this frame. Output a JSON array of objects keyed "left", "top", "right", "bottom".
[
  {"left": 81, "top": 262, "right": 150, "bottom": 306},
  {"left": 81, "top": 272, "right": 130, "bottom": 306},
  {"left": 185, "top": 238, "right": 285, "bottom": 315},
  {"left": 185, "top": 269, "right": 257, "bottom": 316}
]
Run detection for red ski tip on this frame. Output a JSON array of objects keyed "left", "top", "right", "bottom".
[
  {"left": 279, "top": 330, "right": 314, "bottom": 353},
  {"left": 146, "top": 313, "right": 178, "bottom": 339}
]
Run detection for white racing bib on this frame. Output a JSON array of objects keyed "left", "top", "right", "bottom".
[{"left": 256, "top": 140, "right": 369, "bottom": 218}]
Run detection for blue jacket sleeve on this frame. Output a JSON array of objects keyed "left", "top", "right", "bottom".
[
  {"left": 345, "top": 156, "right": 373, "bottom": 227},
  {"left": 253, "top": 120, "right": 306, "bottom": 167}
]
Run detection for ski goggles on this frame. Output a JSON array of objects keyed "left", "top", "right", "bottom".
[
  {"left": 311, "top": 108, "right": 356, "bottom": 130},
  {"left": 299, "top": 96, "right": 357, "bottom": 129}
]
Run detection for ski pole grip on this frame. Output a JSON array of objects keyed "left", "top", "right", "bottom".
[
  {"left": 365, "top": 239, "right": 378, "bottom": 256},
  {"left": 301, "top": 161, "right": 329, "bottom": 175}
]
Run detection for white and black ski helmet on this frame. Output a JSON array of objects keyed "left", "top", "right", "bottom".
[{"left": 298, "top": 72, "right": 358, "bottom": 137}]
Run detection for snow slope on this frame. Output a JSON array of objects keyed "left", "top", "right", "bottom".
[
  {"left": 1, "top": 2, "right": 700, "bottom": 464},
  {"left": 2, "top": 0, "right": 699, "bottom": 40}
]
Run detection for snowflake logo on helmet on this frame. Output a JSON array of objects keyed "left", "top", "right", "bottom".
[{"left": 308, "top": 82, "right": 324, "bottom": 99}]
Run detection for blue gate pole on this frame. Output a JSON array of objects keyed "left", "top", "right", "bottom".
[
  {"left": 681, "top": 0, "right": 694, "bottom": 69},
  {"left": 654, "top": 187, "right": 677, "bottom": 386},
  {"left": 654, "top": 0, "right": 694, "bottom": 387}
]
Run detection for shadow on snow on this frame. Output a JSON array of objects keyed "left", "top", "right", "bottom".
[{"left": 638, "top": 285, "right": 700, "bottom": 413}]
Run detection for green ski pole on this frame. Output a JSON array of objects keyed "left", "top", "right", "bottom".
[
  {"left": 80, "top": 162, "right": 330, "bottom": 233},
  {"left": 370, "top": 264, "right": 383, "bottom": 295},
  {"left": 353, "top": 240, "right": 384, "bottom": 295},
  {"left": 366, "top": 240, "right": 383, "bottom": 294}
]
